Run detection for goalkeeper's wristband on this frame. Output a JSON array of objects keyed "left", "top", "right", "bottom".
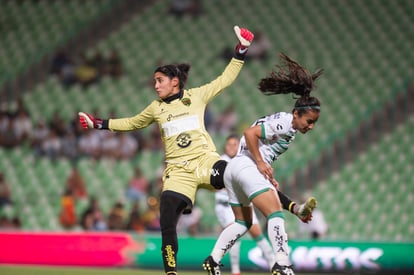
[
  {"left": 98, "top": 119, "right": 109, "bottom": 129},
  {"left": 234, "top": 43, "right": 249, "bottom": 60}
]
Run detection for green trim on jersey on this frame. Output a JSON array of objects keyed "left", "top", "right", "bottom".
[{"left": 260, "top": 123, "right": 266, "bottom": 138}]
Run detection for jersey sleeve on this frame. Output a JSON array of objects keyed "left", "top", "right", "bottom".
[
  {"left": 108, "top": 102, "right": 155, "bottom": 131},
  {"left": 190, "top": 58, "right": 244, "bottom": 103},
  {"left": 261, "top": 117, "right": 291, "bottom": 140}
]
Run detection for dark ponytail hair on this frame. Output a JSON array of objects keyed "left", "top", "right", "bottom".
[
  {"left": 154, "top": 63, "right": 191, "bottom": 90},
  {"left": 258, "top": 53, "right": 323, "bottom": 114}
]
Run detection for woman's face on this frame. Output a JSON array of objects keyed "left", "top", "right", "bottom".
[
  {"left": 292, "top": 110, "right": 320, "bottom": 134},
  {"left": 224, "top": 137, "right": 240, "bottom": 158},
  {"left": 153, "top": 72, "right": 179, "bottom": 100}
]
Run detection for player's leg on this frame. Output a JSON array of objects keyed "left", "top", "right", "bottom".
[
  {"left": 277, "top": 190, "right": 297, "bottom": 213},
  {"left": 278, "top": 190, "right": 317, "bottom": 223},
  {"left": 204, "top": 158, "right": 252, "bottom": 275},
  {"left": 210, "top": 159, "right": 227, "bottom": 189},
  {"left": 159, "top": 191, "right": 190, "bottom": 275},
  {"left": 215, "top": 194, "right": 241, "bottom": 275},
  {"left": 252, "top": 190, "right": 294, "bottom": 275},
  {"left": 249, "top": 211, "right": 275, "bottom": 269},
  {"left": 203, "top": 205, "right": 252, "bottom": 275}
]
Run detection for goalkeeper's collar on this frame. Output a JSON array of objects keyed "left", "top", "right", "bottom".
[{"left": 163, "top": 89, "right": 183, "bottom": 103}]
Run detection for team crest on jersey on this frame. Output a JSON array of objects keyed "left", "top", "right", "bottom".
[
  {"left": 181, "top": 97, "right": 191, "bottom": 106},
  {"left": 176, "top": 132, "right": 192, "bottom": 148}
]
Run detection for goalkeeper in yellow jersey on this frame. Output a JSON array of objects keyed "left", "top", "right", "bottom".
[{"left": 79, "top": 25, "right": 254, "bottom": 275}]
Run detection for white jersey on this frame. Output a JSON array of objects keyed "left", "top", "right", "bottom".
[{"left": 239, "top": 112, "right": 296, "bottom": 164}]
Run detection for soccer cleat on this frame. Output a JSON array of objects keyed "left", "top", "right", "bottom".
[
  {"left": 297, "top": 197, "right": 317, "bottom": 223},
  {"left": 272, "top": 262, "right": 295, "bottom": 275},
  {"left": 202, "top": 256, "right": 222, "bottom": 275}
]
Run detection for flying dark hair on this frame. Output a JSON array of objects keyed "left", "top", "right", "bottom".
[
  {"left": 258, "top": 53, "right": 323, "bottom": 113},
  {"left": 154, "top": 63, "right": 191, "bottom": 90}
]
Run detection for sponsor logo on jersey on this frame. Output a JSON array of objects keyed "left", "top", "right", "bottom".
[
  {"left": 162, "top": 115, "right": 200, "bottom": 137},
  {"left": 166, "top": 112, "right": 190, "bottom": 121}
]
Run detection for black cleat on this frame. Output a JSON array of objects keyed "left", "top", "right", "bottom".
[
  {"left": 202, "top": 256, "right": 222, "bottom": 275},
  {"left": 271, "top": 262, "right": 295, "bottom": 275}
]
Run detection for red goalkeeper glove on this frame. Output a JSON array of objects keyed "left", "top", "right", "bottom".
[
  {"left": 234, "top": 25, "right": 254, "bottom": 59},
  {"left": 78, "top": 112, "right": 104, "bottom": 129}
]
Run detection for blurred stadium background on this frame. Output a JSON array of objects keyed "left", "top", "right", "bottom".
[{"left": 0, "top": 0, "right": 413, "bottom": 273}]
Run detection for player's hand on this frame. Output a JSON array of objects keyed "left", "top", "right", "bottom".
[
  {"left": 234, "top": 26, "right": 254, "bottom": 47},
  {"left": 256, "top": 160, "right": 274, "bottom": 182},
  {"left": 234, "top": 26, "right": 254, "bottom": 57},
  {"left": 270, "top": 178, "right": 280, "bottom": 190},
  {"left": 78, "top": 112, "right": 103, "bottom": 129}
]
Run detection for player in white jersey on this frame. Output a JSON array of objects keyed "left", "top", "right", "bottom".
[
  {"left": 204, "top": 53, "right": 323, "bottom": 275},
  {"left": 78, "top": 26, "right": 254, "bottom": 275},
  {"left": 214, "top": 134, "right": 317, "bottom": 275}
]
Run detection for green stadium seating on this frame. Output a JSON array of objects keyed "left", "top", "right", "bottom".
[
  {"left": 0, "top": 0, "right": 117, "bottom": 87},
  {"left": 305, "top": 116, "right": 414, "bottom": 241}
]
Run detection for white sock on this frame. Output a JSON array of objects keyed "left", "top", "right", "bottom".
[
  {"left": 229, "top": 240, "right": 241, "bottom": 274},
  {"left": 267, "top": 212, "right": 290, "bottom": 265},
  {"left": 255, "top": 235, "right": 275, "bottom": 268},
  {"left": 211, "top": 221, "right": 249, "bottom": 264}
]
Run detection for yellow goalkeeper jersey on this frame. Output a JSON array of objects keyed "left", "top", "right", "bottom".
[{"left": 108, "top": 58, "right": 244, "bottom": 162}]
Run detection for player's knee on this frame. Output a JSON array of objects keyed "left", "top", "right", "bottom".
[
  {"left": 161, "top": 225, "right": 177, "bottom": 237},
  {"left": 210, "top": 160, "right": 227, "bottom": 189},
  {"left": 236, "top": 219, "right": 253, "bottom": 229},
  {"left": 160, "top": 191, "right": 189, "bottom": 230}
]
